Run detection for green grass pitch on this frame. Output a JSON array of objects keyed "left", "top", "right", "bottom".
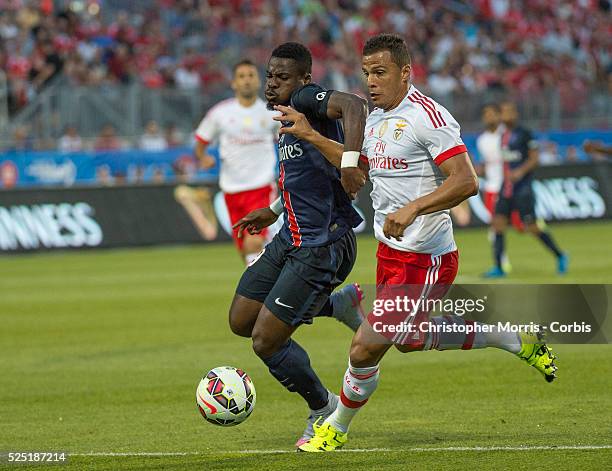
[{"left": 1, "top": 222, "right": 611, "bottom": 470}]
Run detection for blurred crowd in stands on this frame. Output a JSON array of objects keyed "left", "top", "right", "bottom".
[
  {"left": 0, "top": 0, "right": 610, "bottom": 165},
  {"left": 6, "top": 120, "right": 186, "bottom": 152},
  {"left": 536, "top": 140, "right": 610, "bottom": 164},
  {"left": 1, "top": 0, "right": 610, "bottom": 113}
]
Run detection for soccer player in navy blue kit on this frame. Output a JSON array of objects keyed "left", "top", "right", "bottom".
[
  {"left": 484, "top": 101, "right": 568, "bottom": 277},
  {"left": 227, "top": 43, "right": 369, "bottom": 447}
]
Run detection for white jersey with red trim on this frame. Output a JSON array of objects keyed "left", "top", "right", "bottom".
[
  {"left": 476, "top": 126, "right": 504, "bottom": 193},
  {"left": 362, "top": 85, "right": 466, "bottom": 255},
  {"left": 195, "top": 97, "right": 279, "bottom": 193}
]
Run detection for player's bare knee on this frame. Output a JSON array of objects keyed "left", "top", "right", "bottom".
[
  {"left": 228, "top": 295, "right": 259, "bottom": 338},
  {"left": 229, "top": 314, "right": 252, "bottom": 338},
  {"left": 250, "top": 333, "right": 265, "bottom": 357},
  {"left": 251, "top": 318, "right": 275, "bottom": 358},
  {"left": 251, "top": 330, "right": 279, "bottom": 359},
  {"left": 492, "top": 215, "right": 507, "bottom": 233}
]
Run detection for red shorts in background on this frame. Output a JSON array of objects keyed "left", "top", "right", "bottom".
[
  {"left": 367, "top": 242, "right": 459, "bottom": 348},
  {"left": 483, "top": 190, "right": 498, "bottom": 215},
  {"left": 224, "top": 184, "right": 276, "bottom": 250}
]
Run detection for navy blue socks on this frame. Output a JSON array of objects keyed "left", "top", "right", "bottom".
[
  {"left": 262, "top": 339, "right": 329, "bottom": 410},
  {"left": 538, "top": 231, "right": 563, "bottom": 258},
  {"left": 494, "top": 233, "right": 505, "bottom": 269}
]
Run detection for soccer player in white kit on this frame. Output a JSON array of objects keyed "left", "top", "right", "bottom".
[
  {"left": 272, "top": 34, "right": 558, "bottom": 452},
  {"left": 476, "top": 103, "right": 512, "bottom": 272},
  {"left": 194, "top": 59, "right": 279, "bottom": 264},
  {"left": 476, "top": 103, "right": 504, "bottom": 217}
]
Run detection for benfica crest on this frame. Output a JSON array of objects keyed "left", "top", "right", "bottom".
[{"left": 393, "top": 120, "right": 408, "bottom": 141}]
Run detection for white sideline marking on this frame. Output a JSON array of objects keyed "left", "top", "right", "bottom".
[{"left": 69, "top": 445, "right": 612, "bottom": 457}]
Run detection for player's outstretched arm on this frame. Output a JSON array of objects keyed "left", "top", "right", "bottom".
[
  {"left": 273, "top": 105, "right": 344, "bottom": 165},
  {"left": 383, "top": 153, "right": 478, "bottom": 240},
  {"left": 273, "top": 105, "right": 368, "bottom": 192}
]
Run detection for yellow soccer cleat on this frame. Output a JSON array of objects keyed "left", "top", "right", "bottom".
[
  {"left": 517, "top": 328, "right": 558, "bottom": 382},
  {"left": 297, "top": 419, "right": 347, "bottom": 452}
]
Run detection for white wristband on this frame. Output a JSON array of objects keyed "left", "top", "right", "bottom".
[
  {"left": 341, "top": 151, "right": 360, "bottom": 168},
  {"left": 269, "top": 197, "right": 283, "bottom": 216}
]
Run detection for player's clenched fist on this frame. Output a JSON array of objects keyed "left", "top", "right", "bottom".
[
  {"left": 232, "top": 207, "right": 278, "bottom": 238},
  {"left": 382, "top": 204, "right": 419, "bottom": 241}
]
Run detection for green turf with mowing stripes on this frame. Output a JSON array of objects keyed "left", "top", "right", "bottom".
[{"left": 1, "top": 222, "right": 610, "bottom": 470}]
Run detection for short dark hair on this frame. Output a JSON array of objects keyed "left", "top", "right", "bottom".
[
  {"left": 233, "top": 59, "right": 257, "bottom": 75},
  {"left": 270, "top": 42, "right": 312, "bottom": 75},
  {"left": 363, "top": 33, "right": 411, "bottom": 67}
]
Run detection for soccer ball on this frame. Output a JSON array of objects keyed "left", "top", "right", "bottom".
[{"left": 196, "top": 366, "right": 256, "bottom": 426}]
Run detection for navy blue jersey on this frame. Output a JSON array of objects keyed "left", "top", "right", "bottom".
[
  {"left": 500, "top": 125, "right": 537, "bottom": 195},
  {"left": 277, "top": 83, "right": 362, "bottom": 247}
]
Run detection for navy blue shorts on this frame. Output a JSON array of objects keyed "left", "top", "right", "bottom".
[
  {"left": 235, "top": 231, "right": 356, "bottom": 326},
  {"left": 495, "top": 184, "right": 536, "bottom": 224}
]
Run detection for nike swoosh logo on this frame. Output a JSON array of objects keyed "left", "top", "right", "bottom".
[
  {"left": 198, "top": 393, "right": 218, "bottom": 414},
  {"left": 274, "top": 297, "right": 294, "bottom": 309}
]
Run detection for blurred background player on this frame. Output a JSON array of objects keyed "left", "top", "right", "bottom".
[
  {"left": 477, "top": 103, "right": 504, "bottom": 217},
  {"left": 229, "top": 42, "right": 367, "bottom": 448},
  {"left": 476, "top": 103, "right": 511, "bottom": 272},
  {"left": 484, "top": 101, "right": 569, "bottom": 278},
  {"left": 194, "top": 59, "right": 279, "bottom": 264}
]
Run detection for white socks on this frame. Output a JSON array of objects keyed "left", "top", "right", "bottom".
[{"left": 328, "top": 362, "right": 380, "bottom": 433}]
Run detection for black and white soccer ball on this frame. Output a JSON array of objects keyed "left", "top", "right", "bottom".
[{"left": 196, "top": 366, "right": 256, "bottom": 426}]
